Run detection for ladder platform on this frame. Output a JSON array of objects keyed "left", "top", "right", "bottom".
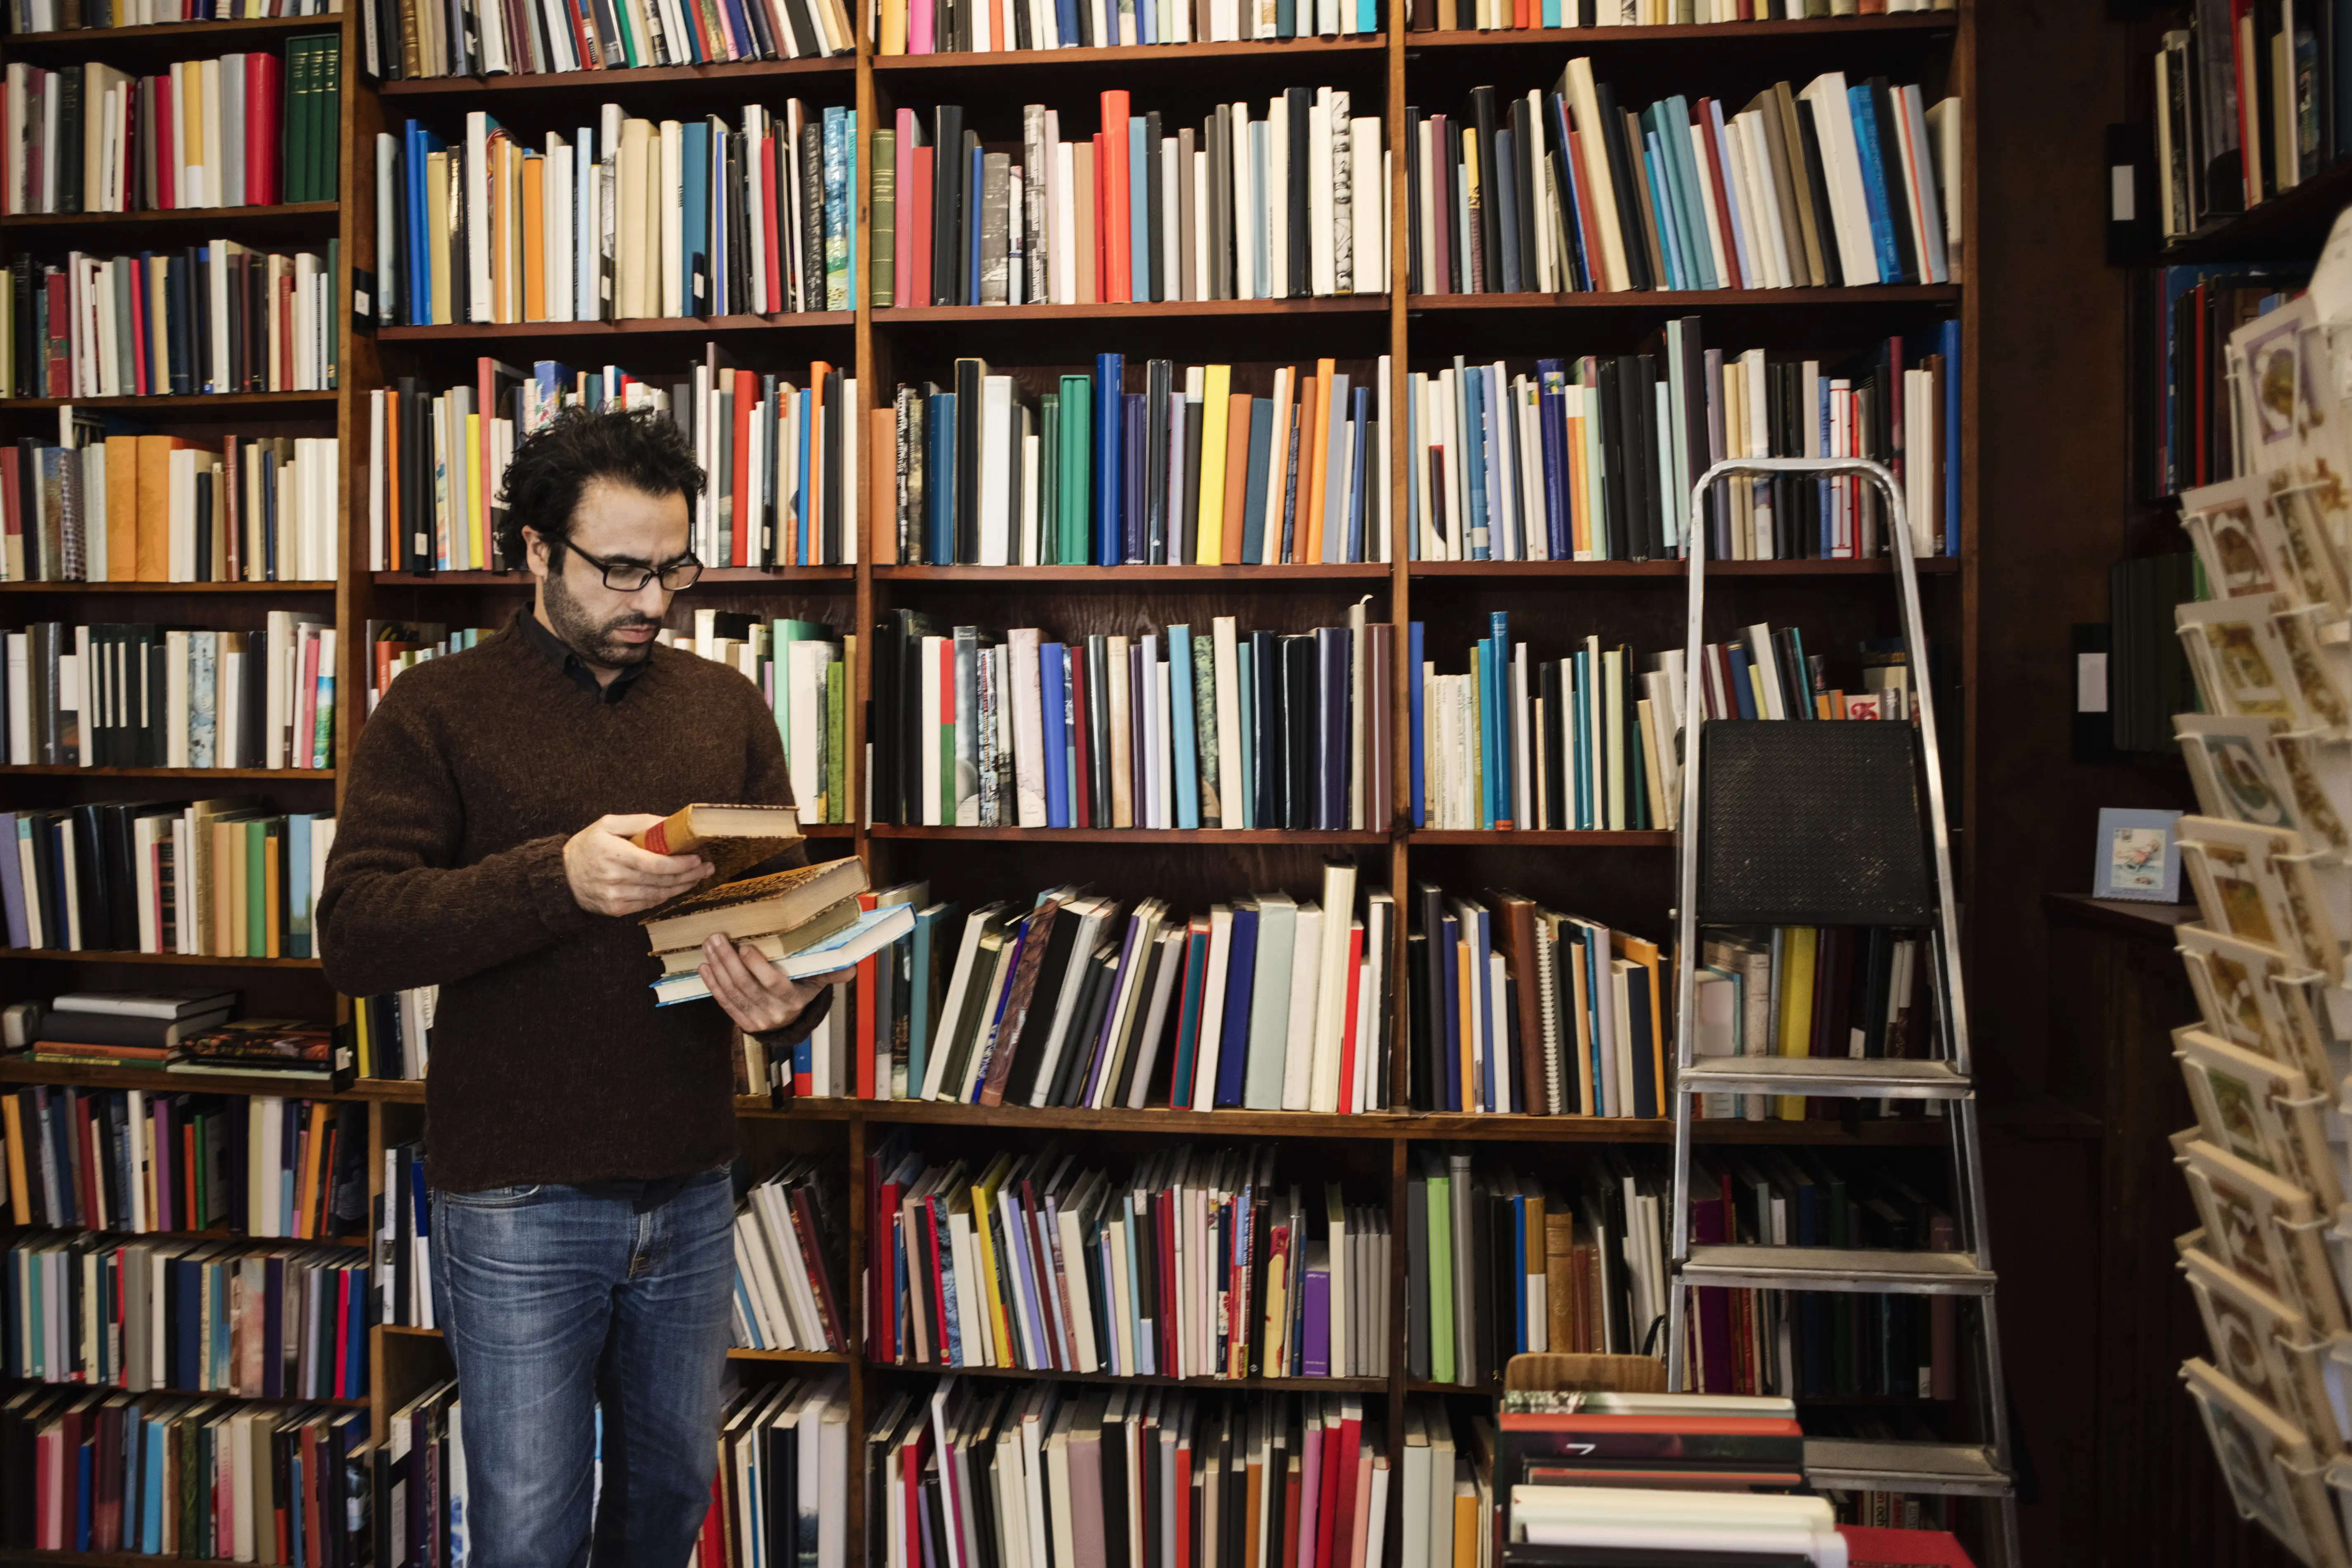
[
  {"left": 1803, "top": 1438, "right": 2014, "bottom": 1498},
  {"left": 1679, "top": 1244, "right": 1996, "bottom": 1295},
  {"left": 1678, "top": 1055, "right": 1972, "bottom": 1099}
]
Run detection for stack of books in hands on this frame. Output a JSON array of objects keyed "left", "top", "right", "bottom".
[{"left": 640, "top": 855, "right": 912, "bottom": 1007}]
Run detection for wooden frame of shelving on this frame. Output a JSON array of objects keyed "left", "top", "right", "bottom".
[{"left": 0, "top": 3, "right": 1981, "bottom": 1565}]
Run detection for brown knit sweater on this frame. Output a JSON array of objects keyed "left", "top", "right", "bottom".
[{"left": 317, "top": 612, "right": 825, "bottom": 1193}]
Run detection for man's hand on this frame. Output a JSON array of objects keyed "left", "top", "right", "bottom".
[
  {"left": 700, "top": 934, "right": 852, "bottom": 1037},
  {"left": 563, "top": 814, "right": 712, "bottom": 917}
]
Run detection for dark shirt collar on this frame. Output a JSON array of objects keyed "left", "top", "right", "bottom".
[{"left": 518, "top": 607, "right": 652, "bottom": 704}]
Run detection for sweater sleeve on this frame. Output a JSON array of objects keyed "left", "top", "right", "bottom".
[{"left": 316, "top": 679, "right": 599, "bottom": 997}]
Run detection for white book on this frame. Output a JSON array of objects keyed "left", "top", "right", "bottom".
[
  {"left": 1898, "top": 84, "right": 1949, "bottom": 284},
  {"left": 1188, "top": 904, "right": 1235, "bottom": 1111},
  {"left": 1007, "top": 627, "right": 1047, "bottom": 826},
  {"left": 1798, "top": 73, "right": 1878, "bottom": 285},
  {"left": 1307, "top": 860, "right": 1357, "bottom": 1112},
  {"left": 1241, "top": 893, "right": 1296, "bottom": 1110},
  {"left": 466, "top": 113, "right": 496, "bottom": 319},
  {"left": 1280, "top": 901, "right": 1324, "bottom": 1110},
  {"left": 1351, "top": 117, "right": 1383, "bottom": 294},
  {"left": 978, "top": 375, "right": 1014, "bottom": 564},
  {"left": 1307, "top": 98, "right": 1334, "bottom": 295}
]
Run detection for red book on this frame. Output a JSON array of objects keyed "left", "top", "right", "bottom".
[
  {"left": 332, "top": 1270, "right": 352, "bottom": 1396},
  {"left": 731, "top": 367, "right": 755, "bottom": 564},
  {"left": 1328, "top": 1402, "right": 1363, "bottom": 1568},
  {"left": 1100, "top": 91, "right": 1131, "bottom": 302},
  {"left": 73, "top": 1093, "right": 98, "bottom": 1225},
  {"left": 1313, "top": 1402, "right": 1345, "bottom": 1568},
  {"left": 279, "top": 268, "right": 296, "bottom": 389},
  {"left": 1840, "top": 1527, "right": 1976, "bottom": 1568},
  {"left": 760, "top": 135, "right": 782, "bottom": 312},
  {"left": 910, "top": 145, "right": 935, "bottom": 308},
  {"left": 1069, "top": 653, "right": 1091, "bottom": 828},
  {"left": 854, "top": 888, "right": 881, "bottom": 1098},
  {"left": 129, "top": 255, "right": 149, "bottom": 394},
  {"left": 1335, "top": 921, "right": 1362, "bottom": 1110},
  {"left": 44, "top": 271, "right": 69, "bottom": 397},
  {"left": 1, "top": 447, "right": 21, "bottom": 565},
  {"left": 923, "top": 1192, "right": 952, "bottom": 1362},
  {"left": 1694, "top": 106, "right": 1740, "bottom": 290},
  {"left": 1092, "top": 131, "right": 1109, "bottom": 303},
  {"left": 1281, "top": 1449, "right": 1303, "bottom": 1568},
  {"left": 243, "top": 54, "right": 276, "bottom": 208},
  {"left": 1156, "top": 1188, "right": 1178, "bottom": 1371}
]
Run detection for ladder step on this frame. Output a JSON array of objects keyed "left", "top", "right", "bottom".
[
  {"left": 1803, "top": 1438, "right": 2014, "bottom": 1498},
  {"left": 1678, "top": 1056, "right": 1972, "bottom": 1099},
  {"left": 1678, "top": 1244, "right": 1996, "bottom": 1295}
]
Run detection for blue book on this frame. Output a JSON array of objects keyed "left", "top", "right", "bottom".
[
  {"left": 1726, "top": 644, "right": 1759, "bottom": 720},
  {"left": 1237, "top": 642, "right": 1255, "bottom": 829},
  {"left": 1275, "top": 0, "right": 1292, "bottom": 38},
  {"left": 967, "top": 144, "right": 986, "bottom": 304},
  {"left": 175, "top": 1256, "right": 201, "bottom": 1389},
  {"left": 680, "top": 120, "right": 710, "bottom": 314},
  {"left": 1940, "top": 318, "right": 1960, "bottom": 553},
  {"left": 797, "top": 384, "right": 815, "bottom": 561},
  {"left": 1439, "top": 913, "right": 1462, "bottom": 1111},
  {"left": 1129, "top": 118, "right": 1151, "bottom": 301},
  {"left": 1818, "top": 375, "right": 1834, "bottom": 554},
  {"left": 829, "top": 108, "right": 856, "bottom": 308},
  {"left": 907, "top": 904, "right": 955, "bottom": 1104},
  {"left": 1573, "top": 649, "right": 1592, "bottom": 829},
  {"left": 1489, "top": 611, "right": 1511, "bottom": 826},
  {"left": 142, "top": 1416, "right": 165, "bottom": 1552},
  {"left": 1661, "top": 97, "right": 1714, "bottom": 291},
  {"left": 1346, "top": 388, "right": 1370, "bottom": 562},
  {"left": 1495, "top": 130, "right": 1522, "bottom": 294},
  {"left": 926, "top": 392, "right": 956, "bottom": 564},
  {"left": 1214, "top": 902, "right": 1260, "bottom": 1108},
  {"left": 1094, "top": 354, "right": 1124, "bottom": 565},
  {"left": 1357, "top": 0, "right": 1373, "bottom": 31},
  {"left": 1041, "top": 646, "right": 1071, "bottom": 827},
  {"left": 1408, "top": 621, "right": 1426, "bottom": 827},
  {"left": 1169, "top": 626, "right": 1201, "bottom": 828},
  {"left": 1642, "top": 130, "right": 1686, "bottom": 293},
  {"left": 1535, "top": 362, "right": 1570, "bottom": 558},
  {"left": 1846, "top": 86, "right": 1903, "bottom": 285},
  {"left": 1054, "top": 0, "right": 1079, "bottom": 57},
  {"left": 1240, "top": 398, "right": 1273, "bottom": 562},
  {"left": 287, "top": 813, "right": 313, "bottom": 957},
  {"left": 1541, "top": 0, "right": 1557, "bottom": 22},
  {"left": 405, "top": 122, "right": 443, "bottom": 324}
]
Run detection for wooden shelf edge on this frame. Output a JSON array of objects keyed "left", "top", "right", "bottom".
[
  {"left": 379, "top": 312, "right": 852, "bottom": 340},
  {"left": 869, "top": 825, "right": 1389, "bottom": 843},
  {"left": 873, "top": 35, "right": 1384, "bottom": 69},
  {"left": 864, "top": 1358, "right": 1387, "bottom": 1393},
  {"left": 876, "top": 296, "right": 1389, "bottom": 323},
  {"left": 0, "top": 201, "right": 340, "bottom": 228},
  {"left": 1406, "top": 284, "right": 1960, "bottom": 309},
  {"left": 377, "top": 54, "right": 855, "bottom": 94},
  {"left": 0, "top": 390, "right": 338, "bottom": 411},
  {"left": 4, "top": 14, "right": 338, "bottom": 43},
  {"left": 372, "top": 566, "right": 855, "bottom": 583},
  {"left": 0, "top": 765, "right": 335, "bottom": 778},
  {"left": 875, "top": 563, "right": 1391, "bottom": 581},
  {"left": 1407, "top": 557, "right": 1960, "bottom": 577},
  {"left": 1400, "top": 12, "right": 1955, "bottom": 45},
  {"left": 0, "top": 579, "right": 338, "bottom": 591},
  {"left": 0, "top": 948, "right": 326, "bottom": 968}
]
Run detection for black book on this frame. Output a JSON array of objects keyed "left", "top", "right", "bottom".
[
  {"left": 57, "top": 68, "right": 83, "bottom": 214},
  {"left": 1249, "top": 628, "right": 1279, "bottom": 825},
  {"left": 800, "top": 119, "right": 827, "bottom": 312},
  {"left": 1594, "top": 357, "right": 1627, "bottom": 560},
  {"left": 1619, "top": 647, "right": 1646, "bottom": 829},
  {"left": 931, "top": 106, "right": 965, "bottom": 305},
  {"left": 67, "top": 807, "right": 107, "bottom": 950},
  {"left": 1590, "top": 81, "right": 1651, "bottom": 291},
  {"left": 165, "top": 260, "right": 194, "bottom": 396},
  {"left": 1416, "top": 884, "right": 1445, "bottom": 1109},
  {"left": 1178, "top": 397, "right": 1204, "bottom": 563},
  {"left": 1006, "top": 909, "right": 1082, "bottom": 1106},
  {"left": 1539, "top": 656, "right": 1564, "bottom": 829},
  {"left": 1510, "top": 96, "right": 1539, "bottom": 290},
  {"left": 1286, "top": 87, "right": 1312, "bottom": 296},
  {"left": 952, "top": 358, "right": 983, "bottom": 563},
  {"left": 886, "top": 607, "right": 944, "bottom": 824},
  {"left": 1279, "top": 633, "right": 1315, "bottom": 830},
  {"left": 1792, "top": 99, "right": 1843, "bottom": 288},
  {"left": 822, "top": 366, "right": 844, "bottom": 561},
  {"left": 1404, "top": 106, "right": 1424, "bottom": 295},
  {"left": 1144, "top": 112, "right": 1165, "bottom": 302},
  {"left": 187, "top": 244, "right": 211, "bottom": 391},
  {"left": 12, "top": 266, "right": 35, "bottom": 394},
  {"left": 1207, "top": 106, "right": 1231, "bottom": 300},
  {"left": 1144, "top": 359, "right": 1171, "bottom": 563},
  {"left": 1084, "top": 634, "right": 1113, "bottom": 826},
  {"left": 1469, "top": 86, "right": 1503, "bottom": 294},
  {"left": 1624, "top": 353, "right": 1659, "bottom": 560},
  {"left": 1044, "top": 945, "right": 1114, "bottom": 1106}
]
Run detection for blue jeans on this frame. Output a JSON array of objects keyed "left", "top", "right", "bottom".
[{"left": 430, "top": 1167, "right": 735, "bottom": 1568}]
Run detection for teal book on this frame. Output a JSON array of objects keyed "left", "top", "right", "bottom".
[
  {"left": 1169, "top": 625, "right": 1200, "bottom": 829},
  {"left": 1057, "top": 375, "right": 1091, "bottom": 564},
  {"left": 907, "top": 902, "right": 958, "bottom": 1096},
  {"left": 1238, "top": 398, "right": 1273, "bottom": 564}
]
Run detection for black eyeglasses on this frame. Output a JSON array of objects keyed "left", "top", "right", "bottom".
[{"left": 555, "top": 538, "right": 704, "bottom": 593}]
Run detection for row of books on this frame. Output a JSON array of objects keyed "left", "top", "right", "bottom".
[
  {"left": 376, "top": 0, "right": 850, "bottom": 82},
  {"left": 874, "top": 610, "right": 1392, "bottom": 833},
  {"left": 883, "top": 356, "right": 1393, "bottom": 567},
  {"left": 729, "top": 1157, "right": 850, "bottom": 1355},
  {"left": 13, "top": 0, "right": 342, "bottom": 26},
  {"left": 1, "top": 1077, "right": 365, "bottom": 1238},
  {"left": 878, "top": 90, "right": 1387, "bottom": 309},
  {"left": 3, "top": 40, "right": 340, "bottom": 216},
  {"left": 692, "top": 1372, "right": 854, "bottom": 1568},
  {"left": 2151, "top": 0, "right": 2333, "bottom": 239},
  {"left": 0, "top": 1386, "right": 370, "bottom": 1563},
  {"left": 870, "top": 1379, "right": 1425, "bottom": 1568},
  {"left": 4, "top": 615, "right": 337, "bottom": 769},
  {"left": 1407, "top": 328, "right": 1957, "bottom": 564},
  {"left": 1696, "top": 923, "right": 1933, "bottom": 1124},
  {"left": 868, "top": 1136, "right": 1389, "bottom": 1379},
  {"left": 359, "top": 622, "right": 493, "bottom": 718},
  {"left": 1405, "top": 886, "right": 1665, "bottom": 1119},
  {"left": 2, "top": 431, "right": 342, "bottom": 585},
  {"left": 2143, "top": 265, "right": 2302, "bottom": 500},
  {"left": 0, "top": 245, "right": 343, "bottom": 399},
  {"left": 662, "top": 613, "right": 853, "bottom": 824},
  {"left": 876, "top": 0, "right": 1377, "bottom": 52},
  {"left": 364, "top": 352, "right": 858, "bottom": 573},
  {"left": 5, "top": 1232, "right": 372, "bottom": 1400},
  {"left": 0, "top": 803, "right": 341, "bottom": 960},
  {"left": 379, "top": 102, "right": 857, "bottom": 327},
  {"left": 1404, "top": 0, "right": 1950, "bottom": 26},
  {"left": 1407, "top": 69, "right": 1955, "bottom": 299},
  {"left": 345, "top": 982, "right": 432, "bottom": 1079}
]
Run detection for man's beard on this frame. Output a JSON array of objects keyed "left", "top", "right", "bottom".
[{"left": 544, "top": 565, "right": 661, "bottom": 670}]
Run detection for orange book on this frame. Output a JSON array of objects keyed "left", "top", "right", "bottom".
[
  {"left": 988, "top": 0, "right": 1005, "bottom": 52},
  {"left": 731, "top": 368, "right": 756, "bottom": 566},
  {"left": 1099, "top": 91, "right": 1131, "bottom": 303},
  {"left": 105, "top": 438, "right": 139, "bottom": 581},
  {"left": 1, "top": 1095, "right": 27, "bottom": 1224},
  {"left": 1220, "top": 392, "right": 1252, "bottom": 565},
  {"left": 1302, "top": 359, "right": 1334, "bottom": 564},
  {"left": 1074, "top": 141, "right": 1097, "bottom": 305},
  {"left": 133, "top": 434, "right": 179, "bottom": 581},
  {"left": 296, "top": 1101, "right": 329, "bottom": 1238},
  {"left": 522, "top": 151, "right": 545, "bottom": 322},
  {"left": 871, "top": 408, "right": 897, "bottom": 563}
]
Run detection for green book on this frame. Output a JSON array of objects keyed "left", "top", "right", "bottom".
[
  {"left": 246, "top": 819, "right": 267, "bottom": 956},
  {"left": 1056, "top": 374, "right": 1090, "bottom": 564},
  {"left": 317, "top": 36, "right": 340, "bottom": 202},
  {"left": 1037, "top": 392, "right": 1058, "bottom": 563},
  {"left": 289, "top": 37, "right": 313, "bottom": 205},
  {"left": 869, "top": 129, "right": 895, "bottom": 309},
  {"left": 1426, "top": 1155, "right": 1456, "bottom": 1385},
  {"left": 825, "top": 653, "right": 846, "bottom": 824}
]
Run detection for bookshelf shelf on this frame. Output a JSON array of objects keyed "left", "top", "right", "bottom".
[
  {"left": 1407, "top": 829, "right": 1672, "bottom": 846},
  {"left": 0, "top": 201, "right": 341, "bottom": 243},
  {"left": 2156, "top": 156, "right": 2352, "bottom": 264},
  {"left": 0, "top": 948, "right": 325, "bottom": 968},
  {"left": 0, "top": 1057, "right": 365, "bottom": 1098},
  {"left": 376, "top": 56, "right": 856, "bottom": 99},
  {"left": 1398, "top": 13, "right": 1956, "bottom": 49},
  {"left": 2, "top": 15, "right": 337, "bottom": 50},
  {"left": 0, "top": 1380, "right": 373, "bottom": 1407},
  {"left": 1405, "top": 284, "right": 1962, "bottom": 312},
  {"left": 0, "top": 579, "right": 338, "bottom": 592},
  {"left": 870, "top": 35, "right": 1384, "bottom": 72},
  {"left": 379, "top": 313, "right": 854, "bottom": 343},
  {"left": 875, "top": 295, "right": 1388, "bottom": 324},
  {"left": 865, "top": 1359, "right": 1389, "bottom": 1394},
  {"left": 874, "top": 562, "right": 1391, "bottom": 584},
  {"left": 1406, "top": 557, "right": 1960, "bottom": 579},
  {"left": 0, "top": 764, "right": 336, "bottom": 778},
  {"left": 371, "top": 566, "right": 857, "bottom": 583},
  {"left": 0, "top": 390, "right": 337, "bottom": 413},
  {"left": 868, "top": 824, "right": 1389, "bottom": 844}
]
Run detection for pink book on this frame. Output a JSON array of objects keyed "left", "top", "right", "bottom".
[
  {"left": 908, "top": 0, "right": 934, "bottom": 51},
  {"left": 296, "top": 627, "right": 320, "bottom": 768},
  {"left": 1347, "top": 1429, "right": 1374, "bottom": 1568},
  {"left": 895, "top": 109, "right": 918, "bottom": 306},
  {"left": 1294, "top": 1397, "right": 1322, "bottom": 1568}
]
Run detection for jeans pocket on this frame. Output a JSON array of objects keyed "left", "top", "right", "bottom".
[{"left": 438, "top": 1182, "right": 545, "bottom": 1210}]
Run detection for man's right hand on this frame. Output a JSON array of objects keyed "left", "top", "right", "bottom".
[{"left": 563, "top": 814, "right": 713, "bottom": 917}]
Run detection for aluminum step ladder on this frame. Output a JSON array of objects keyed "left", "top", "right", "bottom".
[{"left": 1663, "top": 456, "right": 2021, "bottom": 1568}]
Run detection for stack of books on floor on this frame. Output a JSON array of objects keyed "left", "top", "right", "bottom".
[
  {"left": 5, "top": 613, "right": 338, "bottom": 765},
  {"left": 364, "top": 349, "right": 858, "bottom": 572},
  {"left": 0, "top": 802, "right": 339, "bottom": 958},
  {"left": 5, "top": 1230, "right": 371, "bottom": 1397},
  {"left": 377, "top": 102, "right": 857, "bottom": 326},
  {"left": 2, "top": 1078, "right": 366, "bottom": 1236},
  {"left": 1405, "top": 70, "right": 1956, "bottom": 298},
  {"left": 881, "top": 354, "right": 1393, "bottom": 567},
  {"left": 876, "top": 90, "right": 1387, "bottom": 308},
  {"left": 869, "top": 1379, "right": 1405, "bottom": 1568},
  {"left": 2, "top": 39, "right": 341, "bottom": 214},
  {"left": 1403, "top": 328, "right": 1956, "bottom": 563},
  {"left": 639, "top": 855, "right": 907, "bottom": 1008},
  {"left": 0, "top": 430, "right": 343, "bottom": 584},
  {"left": 730, "top": 1157, "right": 849, "bottom": 1355},
  {"left": 866, "top": 1134, "right": 1389, "bottom": 1378},
  {"left": 0, "top": 1386, "right": 372, "bottom": 1561},
  {"left": 2167, "top": 287, "right": 2352, "bottom": 1568},
  {"left": 0, "top": 245, "right": 342, "bottom": 399},
  {"left": 874, "top": 610, "right": 1393, "bottom": 833},
  {"left": 374, "top": 0, "right": 851, "bottom": 78},
  {"left": 875, "top": 0, "right": 1380, "bottom": 51},
  {"left": 690, "top": 1372, "right": 854, "bottom": 1568}
]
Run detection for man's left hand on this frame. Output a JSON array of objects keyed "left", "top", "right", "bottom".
[{"left": 700, "top": 934, "right": 852, "bottom": 1037}]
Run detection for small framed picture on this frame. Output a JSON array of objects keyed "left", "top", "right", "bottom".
[{"left": 2096, "top": 807, "right": 2185, "bottom": 902}]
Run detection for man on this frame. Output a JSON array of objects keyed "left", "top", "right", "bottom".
[{"left": 318, "top": 405, "right": 839, "bottom": 1568}]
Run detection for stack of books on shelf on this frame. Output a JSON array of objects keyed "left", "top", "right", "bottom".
[
  {"left": 0, "top": 801, "right": 340, "bottom": 958},
  {"left": 876, "top": 90, "right": 1388, "bottom": 309},
  {"left": 373, "top": 0, "right": 850, "bottom": 79},
  {"left": 13, "top": 985, "right": 235, "bottom": 1065},
  {"left": 2167, "top": 287, "right": 2352, "bottom": 1566},
  {"left": 867, "top": 1135, "right": 1388, "bottom": 1379},
  {"left": 875, "top": 0, "right": 1380, "bottom": 51},
  {"left": 869, "top": 1379, "right": 1419, "bottom": 1568},
  {"left": 0, "top": 242, "right": 344, "bottom": 397},
  {"left": 2, "top": 38, "right": 341, "bottom": 214},
  {"left": 1405, "top": 0, "right": 1953, "bottom": 28},
  {"left": 363, "top": 348, "right": 858, "bottom": 572},
  {"left": 2, "top": 1078, "right": 367, "bottom": 1236},
  {"left": 874, "top": 610, "right": 1392, "bottom": 833},
  {"left": 1404, "top": 326, "right": 1957, "bottom": 563},
  {"left": 0, "top": 1387, "right": 372, "bottom": 1561},
  {"left": 881, "top": 354, "right": 1393, "bottom": 567},
  {"left": 11, "top": 0, "right": 342, "bottom": 27},
  {"left": 690, "top": 1372, "right": 853, "bottom": 1568},
  {"left": 5, "top": 613, "right": 339, "bottom": 765},
  {"left": 0, "top": 430, "right": 342, "bottom": 584},
  {"left": 1405, "top": 68, "right": 1956, "bottom": 298},
  {"left": 376, "top": 102, "right": 857, "bottom": 326},
  {"left": 730, "top": 1156, "right": 848, "bottom": 1355},
  {"left": 2152, "top": 0, "right": 2338, "bottom": 240}
]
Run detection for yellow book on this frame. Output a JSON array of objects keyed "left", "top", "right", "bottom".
[
  {"left": 1457, "top": 933, "right": 1476, "bottom": 1112},
  {"left": 465, "top": 412, "right": 484, "bottom": 572},
  {"left": 1774, "top": 926, "right": 1818, "bottom": 1120},
  {"left": 1195, "top": 364, "right": 1233, "bottom": 563},
  {"left": 880, "top": 0, "right": 906, "bottom": 54},
  {"left": 2, "top": 1094, "right": 28, "bottom": 1225},
  {"left": 226, "top": 821, "right": 248, "bottom": 957},
  {"left": 968, "top": 1153, "right": 1017, "bottom": 1367},
  {"left": 1302, "top": 359, "right": 1334, "bottom": 561},
  {"left": 1263, "top": 1239, "right": 1290, "bottom": 1371},
  {"left": 1452, "top": 1486, "right": 1477, "bottom": 1568},
  {"left": 427, "top": 150, "right": 453, "bottom": 324},
  {"left": 1565, "top": 396, "right": 1588, "bottom": 559}
]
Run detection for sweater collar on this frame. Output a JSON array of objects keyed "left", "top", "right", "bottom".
[{"left": 516, "top": 607, "right": 654, "bottom": 705}]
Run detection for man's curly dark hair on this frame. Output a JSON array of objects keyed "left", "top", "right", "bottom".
[{"left": 498, "top": 404, "right": 706, "bottom": 570}]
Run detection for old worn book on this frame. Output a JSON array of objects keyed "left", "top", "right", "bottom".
[
  {"left": 631, "top": 801, "right": 805, "bottom": 907},
  {"left": 652, "top": 903, "right": 914, "bottom": 1006},
  {"left": 655, "top": 895, "right": 861, "bottom": 974},
  {"left": 639, "top": 856, "right": 870, "bottom": 953}
]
